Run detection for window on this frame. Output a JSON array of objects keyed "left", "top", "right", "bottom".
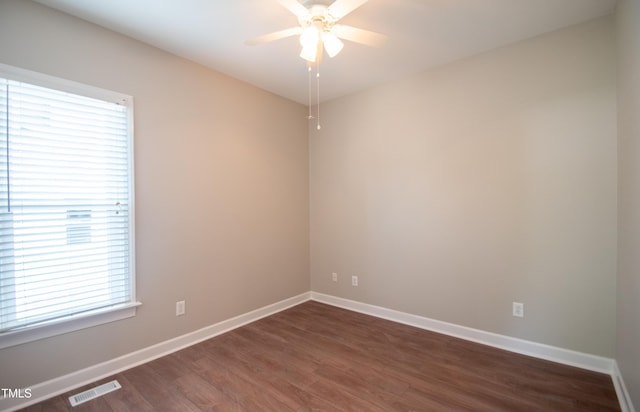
[{"left": 0, "top": 64, "right": 138, "bottom": 348}]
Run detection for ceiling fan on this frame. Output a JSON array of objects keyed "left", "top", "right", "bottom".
[{"left": 246, "top": 0, "right": 387, "bottom": 63}]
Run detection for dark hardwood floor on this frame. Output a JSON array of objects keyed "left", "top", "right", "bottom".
[{"left": 22, "top": 301, "right": 620, "bottom": 411}]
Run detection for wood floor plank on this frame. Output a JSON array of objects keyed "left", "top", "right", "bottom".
[
  {"left": 20, "top": 301, "right": 620, "bottom": 411},
  {"left": 102, "top": 374, "right": 156, "bottom": 412}
]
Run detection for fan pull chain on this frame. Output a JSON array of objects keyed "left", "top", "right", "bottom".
[
  {"left": 307, "top": 65, "right": 313, "bottom": 120},
  {"left": 316, "top": 67, "right": 321, "bottom": 130},
  {"left": 306, "top": 63, "right": 321, "bottom": 131}
]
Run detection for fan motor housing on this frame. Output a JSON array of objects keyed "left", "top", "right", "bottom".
[{"left": 298, "top": 3, "right": 339, "bottom": 29}]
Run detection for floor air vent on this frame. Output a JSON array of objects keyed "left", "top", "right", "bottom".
[{"left": 68, "top": 380, "right": 121, "bottom": 407}]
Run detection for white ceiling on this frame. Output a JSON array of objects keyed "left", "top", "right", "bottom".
[{"left": 34, "top": 0, "right": 617, "bottom": 105}]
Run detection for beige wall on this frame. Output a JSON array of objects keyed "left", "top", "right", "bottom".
[
  {"left": 310, "top": 17, "right": 617, "bottom": 357},
  {"left": 0, "top": 0, "right": 309, "bottom": 388},
  {"left": 616, "top": 0, "right": 640, "bottom": 407}
]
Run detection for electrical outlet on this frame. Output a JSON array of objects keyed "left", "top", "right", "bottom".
[
  {"left": 512, "top": 302, "right": 524, "bottom": 318},
  {"left": 332, "top": 272, "right": 338, "bottom": 282},
  {"left": 176, "top": 300, "right": 186, "bottom": 316},
  {"left": 352, "top": 275, "right": 358, "bottom": 286}
]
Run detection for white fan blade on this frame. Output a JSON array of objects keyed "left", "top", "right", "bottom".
[
  {"left": 327, "top": 0, "right": 368, "bottom": 20},
  {"left": 332, "top": 24, "right": 387, "bottom": 47},
  {"left": 277, "top": 0, "right": 309, "bottom": 18},
  {"left": 245, "top": 27, "right": 303, "bottom": 46}
]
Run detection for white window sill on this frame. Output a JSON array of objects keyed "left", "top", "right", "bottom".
[{"left": 0, "top": 302, "right": 142, "bottom": 350}]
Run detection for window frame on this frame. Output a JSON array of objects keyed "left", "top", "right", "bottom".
[{"left": 0, "top": 63, "right": 139, "bottom": 349}]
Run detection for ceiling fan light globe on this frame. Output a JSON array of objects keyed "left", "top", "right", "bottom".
[
  {"left": 299, "top": 25, "right": 319, "bottom": 48},
  {"left": 323, "top": 32, "right": 344, "bottom": 58},
  {"left": 300, "top": 43, "right": 318, "bottom": 62}
]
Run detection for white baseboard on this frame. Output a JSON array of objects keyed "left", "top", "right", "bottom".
[
  {"left": 613, "top": 361, "right": 637, "bottom": 412},
  {"left": 310, "top": 292, "right": 614, "bottom": 374},
  {"left": 0, "top": 292, "right": 311, "bottom": 412}
]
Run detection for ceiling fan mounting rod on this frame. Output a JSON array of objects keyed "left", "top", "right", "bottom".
[{"left": 301, "top": 0, "right": 336, "bottom": 8}]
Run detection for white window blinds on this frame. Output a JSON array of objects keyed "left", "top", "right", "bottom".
[{"left": 0, "top": 71, "right": 134, "bottom": 334}]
